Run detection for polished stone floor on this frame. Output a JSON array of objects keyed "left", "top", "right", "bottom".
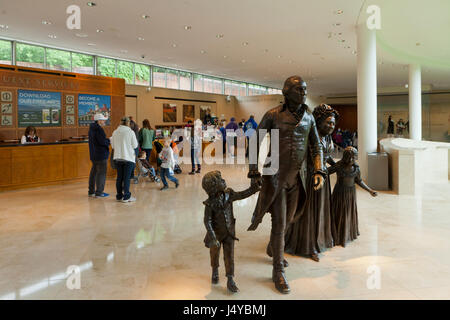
[{"left": 0, "top": 163, "right": 449, "bottom": 300}]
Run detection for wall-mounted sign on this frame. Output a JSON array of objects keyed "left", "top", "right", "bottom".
[
  {"left": 1, "top": 103, "right": 13, "bottom": 114},
  {"left": 65, "top": 105, "right": 74, "bottom": 115},
  {"left": 1, "top": 115, "right": 12, "bottom": 126},
  {"left": 1, "top": 91, "right": 12, "bottom": 102},
  {"left": 78, "top": 94, "right": 111, "bottom": 126},
  {"left": 17, "top": 90, "right": 61, "bottom": 127},
  {"left": 65, "top": 95, "right": 75, "bottom": 104},
  {"left": 66, "top": 115, "right": 75, "bottom": 126}
]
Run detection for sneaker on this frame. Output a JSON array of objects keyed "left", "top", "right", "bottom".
[
  {"left": 95, "top": 193, "right": 109, "bottom": 198},
  {"left": 88, "top": 193, "right": 95, "bottom": 197},
  {"left": 175, "top": 181, "right": 179, "bottom": 188},
  {"left": 160, "top": 186, "right": 168, "bottom": 191},
  {"left": 121, "top": 196, "right": 136, "bottom": 203},
  {"left": 195, "top": 169, "right": 201, "bottom": 174},
  {"left": 188, "top": 171, "right": 195, "bottom": 175}
]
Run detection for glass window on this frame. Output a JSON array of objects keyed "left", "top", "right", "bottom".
[
  {"left": 179, "top": 71, "right": 191, "bottom": 91},
  {"left": 166, "top": 69, "right": 179, "bottom": 89},
  {"left": 97, "top": 57, "right": 116, "bottom": 77},
  {"left": 71, "top": 53, "right": 94, "bottom": 74},
  {"left": 193, "top": 74, "right": 203, "bottom": 92},
  {"left": 203, "top": 76, "right": 214, "bottom": 93},
  {"left": 238, "top": 82, "right": 247, "bottom": 96},
  {"left": 224, "top": 80, "right": 233, "bottom": 95},
  {"left": 212, "top": 78, "right": 223, "bottom": 94},
  {"left": 134, "top": 63, "right": 150, "bottom": 86},
  {"left": 0, "top": 40, "right": 12, "bottom": 65},
  {"left": 152, "top": 67, "right": 166, "bottom": 87},
  {"left": 16, "top": 43, "right": 45, "bottom": 68},
  {"left": 46, "top": 48, "right": 71, "bottom": 71},
  {"left": 117, "top": 60, "right": 134, "bottom": 84}
]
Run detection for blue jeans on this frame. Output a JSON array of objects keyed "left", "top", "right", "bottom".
[
  {"left": 160, "top": 167, "right": 179, "bottom": 187},
  {"left": 143, "top": 148, "right": 152, "bottom": 161},
  {"left": 115, "top": 160, "right": 134, "bottom": 200}
]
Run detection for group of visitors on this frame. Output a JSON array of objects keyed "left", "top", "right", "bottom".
[
  {"left": 217, "top": 115, "right": 258, "bottom": 157},
  {"left": 332, "top": 128, "right": 357, "bottom": 149}
]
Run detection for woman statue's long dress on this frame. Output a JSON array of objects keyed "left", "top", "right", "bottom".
[{"left": 284, "top": 105, "right": 338, "bottom": 261}]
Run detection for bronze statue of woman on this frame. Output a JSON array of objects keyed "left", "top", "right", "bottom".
[{"left": 284, "top": 104, "right": 339, "bottom": 261}]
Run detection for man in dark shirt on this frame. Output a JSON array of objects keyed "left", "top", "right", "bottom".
[{"left": 88, "top": 114, "right": 110, "bottom": 198}]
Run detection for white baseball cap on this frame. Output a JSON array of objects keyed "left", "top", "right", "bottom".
[{"left": 94, "top": 113, "right": 108, "bottom": 121}]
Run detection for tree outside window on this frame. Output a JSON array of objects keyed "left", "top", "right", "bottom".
[
  {"left": 46, "top": 48, "right": 71, "bottom": 71},
  {"left": 16, "top": 43, "right": 45, "bottom": 69},
  {"left": 152, "top": 67, "right": 166, "bottom": 87},
  {"left": 117, "top": 60, "right": 134, "bottom": 84},
  {"left": 135, "top": 63, "right": 150, "bottom": 86},
  {"left": 72, "top": 53, "right": 94, "bottom": 74},
  {"left": 97, "top": 57, "right": 116, "bottom": 77},
  {"left": 193, "top": 74, "right": 203, "bottom": 92},
  {"left": 0, "top": 40, "right": 12, "bottom": 65}
]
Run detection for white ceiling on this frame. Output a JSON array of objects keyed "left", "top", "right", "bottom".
[{"left": 0, "top": 0, "right": 449, "bottom": 95}]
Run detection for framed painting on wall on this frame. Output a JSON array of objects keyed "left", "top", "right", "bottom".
[
  {"left": 163, "top": 103, "right": 177, "bottom": 122},
  {"left": 183, "top": 104, "right": 195, "bottom": 123}
]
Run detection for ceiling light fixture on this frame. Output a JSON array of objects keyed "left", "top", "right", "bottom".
[
  {"left": 264, "top": 49, "right": 269, "bottom": 53},
  {"left": 76, "top": 33, "right": 88, "bottom": 38},
  {"left": 416, "top": 42, "right": 421, "bottom": 46},
  {"left": 96, "top": 29, "right": 104, "bottom": 33},
  {"left": 172, "top": 43, "right": 177, "bottom": 48},
  {"left": 141, "top": 14, "right": 150, "bottom": 19},
  {"left": 352, "top": 50, "right": 357, "bottom": 54},
  {"left": 242, "top": 42, "right": 249, "bottom": 46},
  {"left": 335, "top": 10, "right": 344, "bottom": 14},
  {"left": 42, "top": 20, "right": 52, "bottom": 25},
  {"left": 87, "top": 43, "right": 96, "bottom": 46},
  {"left": 277, "top": 55, "right": 282, "bottom": 58},
  {"left": 200, "top": 50, "right": 206, "bottom": 54},
  {"left": 137, "top": 37, "right": 145, "bottom": 41},
  {"left": 241, "top": 59, "right": 246, "bottom": 63},
  {"left": 333, "top": 23, "right": 341, "bottom": 26},
  {"left": 87, "top": 2, "right": 96, "bottom": 7},
  {"left": 0, "top": 24, "right": 9, "bottom": 30},
  {"left": 216, "top": 34, "right": 224, "bottom": 39},
  {"left": 223, "top": 55, "right": 227, "bottom": 58},
  {"left": 184, "top": 25, "right": 191, "bottom": 30},
  {"left": 120, "top": 50, "right": 128, "bottom": 53},
  {"left": 48, "top": 34, "right": 57, "bottom": 39}
]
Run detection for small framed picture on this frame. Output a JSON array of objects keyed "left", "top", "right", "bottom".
[
  {"left": 1, "top": 91, "right": 12, "bottom": 102},
  {"left": 66, "top": 105, "right": 75, "bottom": 115},
  {"left": 1, "top": 103, "right": 13, "bottom": 114},
  {"left": 1, "top": 115, "right": 13, "bottom": 126},
  {"left": 66, "top": 95, "right": 75, "bottom": 104},
  {"left": 66, "top": 115, "right": 75, "bottom": 125}
]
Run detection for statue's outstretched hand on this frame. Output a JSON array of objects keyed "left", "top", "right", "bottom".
[{"left": 313, "top": 174, "right": 324, "bottom": 190}]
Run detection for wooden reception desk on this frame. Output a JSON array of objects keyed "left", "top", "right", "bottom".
[{"left": 0, "top": 141, "right": 114, "bottom": 191}]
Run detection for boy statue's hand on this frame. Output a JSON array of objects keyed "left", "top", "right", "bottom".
[{"left": 210, "top": 239, "right": 220, "bottom": 248}]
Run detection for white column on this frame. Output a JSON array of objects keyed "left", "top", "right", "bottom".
[
  {"left": 357, "top": 25, "right": 378, "bottom": 180},
  {"left": 409, "top": 64, "right": 422, "bottom": 140}
]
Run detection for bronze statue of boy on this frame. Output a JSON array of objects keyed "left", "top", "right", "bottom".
[{"left": 202, "top": 170, "right": 261, "bottom": 293}]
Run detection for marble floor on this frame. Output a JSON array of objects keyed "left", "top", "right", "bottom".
[{"left": 0, "top": 163, "right": 449, "bottom": 300}]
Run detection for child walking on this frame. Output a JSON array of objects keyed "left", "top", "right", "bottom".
[
  {"left": 159, "top": 139, "right": 179, "bottom": 191},
  {"left": 328, "top": 147, "right": 378, "bottom": 247}
]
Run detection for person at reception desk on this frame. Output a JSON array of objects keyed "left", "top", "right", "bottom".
[
  {"left": 21, "top": 126, "right": 40, "bottom": 144},
  {"left": 88, "top": 114, "right": 110, "bottom": 198},
  {"left": 111, "top": 117, "right": 138, "bottom": 203}
]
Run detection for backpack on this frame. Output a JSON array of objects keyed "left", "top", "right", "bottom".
[
  {"left": 154, "top": 140, "right": 163, "bottom": 153},
  {"left": 174, "top": 163, "right": 182, "bottom": 174}
]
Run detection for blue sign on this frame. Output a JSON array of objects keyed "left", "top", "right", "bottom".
[
  {"left": 18, "top": 90, "right": 61, "bottom": 127},
  {"left": 78, "top": 94, "right": 111, "bottom": 126}
]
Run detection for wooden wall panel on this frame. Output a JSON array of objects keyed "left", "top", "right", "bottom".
[
  {"left": 0, "top": 149, "right": 12, "bottom": 186},
  {"left": 63, "top": 145, "right": 78, "bottom": 179},
  {"left": 331, "top": 104, "right": 358, "bottom": 132},
  {"left": 76, "top": 144, "right": 91, "bottom": 177}
]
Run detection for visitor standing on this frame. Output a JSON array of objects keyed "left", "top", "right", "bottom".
[
  {"left": 88, "top": 114, "right": 110, "bottom": 198},
  {"left": 138, "top": 119, "right": 155, "bottom": 161}
]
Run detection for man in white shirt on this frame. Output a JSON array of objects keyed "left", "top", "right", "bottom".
[{"left": 111, "top": 117, "right": 139, "bottom": 202}]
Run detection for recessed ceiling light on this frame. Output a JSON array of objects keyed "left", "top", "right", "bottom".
[
  {"left": 223, "top": 55, "right": 227, "bottom": 58},
  {"left": 42, "top": 20, "right": 52, "bottom": 25},
  {"left": 335, "top": 10, "right": 344, "bottom": 14},
  {"left": 241, "top": 59, "right": 246, "bottom": 63},
  {"left": 216, "top": 34, "right": 224, "bottom": 38},
  {"left": 184, "top": 25, "right": 191, "bottom": 30},
  {"left": 0, "top": 24, "right": 9, "bottom": 30},
  {"left": 96, "top": 29, "right": 104, "bottom": 33},
  {"left": 48, "top": 34, "right": 57, "bottom": 39},
  {"left": 264, "top": 49, "right": 269, "bottom": 53},
  {"left": 339, "top": 39, "right": 346, "bottom": 43},
  {"left": 352, "top": 50, "right": 357, "bottom": 54},
  {"left": 416, "top": 42, "right": 421, "bottom": 46},
  {"left": 141, "top": 14, "right": 150, "bottom": 19},
  {"left": 172, "top": 43, "right": 177, "bottom": 48},
  {"left": 333, "top": 23, "right": 341, "bottom": 26},
  {"left": 277, "top": 55, "right": 282, "bottom": 58},
  {"left": 137, "top": 37, "right": 145, "bottom": 41},
  {"left": 120, "top": 50, "right": 128, "bottom": 53},
  {"left": 87, "top": 43, "right": 96, "bottom": 46},
  {"left": 200, "top": 50, "right": 206, "bottom": 54},
  {"left": 87, "top": 2, "right": 96, "bottom": 7},
  {"left": 405, "top": 84, "right": 409, "bottom": 88},
  {"left": 76, "top": 33, "right": 88, "bottom": 38},
  {"left": 345, "top": 45, "right": 351, "bottom": 49},
  {"left": 242, "top": 42, "right": 249, "bottom": 46}
]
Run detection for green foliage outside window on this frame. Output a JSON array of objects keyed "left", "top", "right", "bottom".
[
  {"left": 135, "top": 63, "right": 150, "bottom": 85},
  {"left": 16, "top": 43, "right": 44, "bottom": 67},
  {"left": 46, "top": 48, "right": 70, "bottom": 71},
  {"left": 117, "top": 60, "right": 134, "bottom": 84},
  {"left": 0, "top": 40, "right": 12, "bottom": 64},
  {"left": 97, "top": 57, "right": 116, "bottom": 77},
  {"left": 72, "top": 53, "right": 94, "bottom": 74}
]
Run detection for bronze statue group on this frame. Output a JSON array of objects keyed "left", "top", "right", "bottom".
[{"left": 202, "top": 76, "right": 377, "bottom": 294}]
